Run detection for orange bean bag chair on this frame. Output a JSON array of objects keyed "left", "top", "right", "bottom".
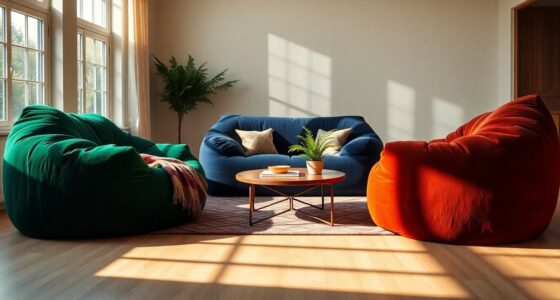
[{"left": 367, "top": 95, "right": 560, "bottom": 244}]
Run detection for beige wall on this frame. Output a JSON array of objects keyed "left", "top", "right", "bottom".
[
  {"left": 148, "top": 0, "right": 500, "bottom": 156},
  {"left": 0, "top": 0, "right": 527, "bottom": 205}
]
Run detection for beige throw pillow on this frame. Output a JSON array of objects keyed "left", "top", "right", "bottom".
[
  {"left": 316, "top": 128, "right": 352, "bottom": 155},
  {"left": 235, "top": 128, "right": 278, "bottom": 156}
]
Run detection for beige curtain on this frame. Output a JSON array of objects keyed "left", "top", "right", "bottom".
[{"left": 129, "top": 0, "right": 151, "bottom": 139}]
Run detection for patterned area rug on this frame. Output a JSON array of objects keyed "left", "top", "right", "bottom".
[{"left": 161, "top": 196, "right": 394, "bottom": 235}]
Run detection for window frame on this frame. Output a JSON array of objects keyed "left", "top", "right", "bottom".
[
  {"left": 0, "top": 0, "right": 50, "bottom": 128},
  {"left": 77, "top": 0, "right": 111, "bottom": 118},
  {"left": 12, "top": 0, "right": 49, "bottom": 13}
]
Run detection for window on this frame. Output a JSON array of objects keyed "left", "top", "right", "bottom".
[
  {"left": 77, "top": 32, "right": 107, "bottom": 115},
  {"left": 10, "top": 10, "right": 44, "bottom": 120},
  {"left": 77, "top": 0, "right": 110, "bottom": 116},
  {"left": 0, "top": 2, "right": 47, "bottom": 123},
  {"left": 77, "top": 0, "right": 107, "bottom": 28}
]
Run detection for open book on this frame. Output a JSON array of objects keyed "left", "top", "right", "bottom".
[{"left": 260, "top": 170, "right": 301, "bottom": 177}]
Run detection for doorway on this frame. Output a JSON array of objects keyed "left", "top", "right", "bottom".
[{"left": 513, "top": 0, "right": 560, "bottom": 130}]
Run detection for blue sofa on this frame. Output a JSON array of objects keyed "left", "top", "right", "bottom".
[{"left": 199, "top": 115, "right": 383, "bottom": 196}]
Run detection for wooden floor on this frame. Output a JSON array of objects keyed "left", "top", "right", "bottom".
[{"left": 1, "top": 203, "right": 559, "bottom": 300}]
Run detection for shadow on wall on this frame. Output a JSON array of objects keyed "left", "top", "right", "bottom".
[
  {"left": 266, "top": 33, "right": 468, "bottom": 141},
  {"left": 149, "top": 0, "right": 499, "bottom": 154},
  {"left": 386, "top": 80, "right": 465, "bottom": 141},
  {"left": 268, "top": 34, "right": 332, "bottom": 117}
]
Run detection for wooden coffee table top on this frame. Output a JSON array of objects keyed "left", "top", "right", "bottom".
[{"left": 236, "top": 168, "right": 345, "bottom": 186}]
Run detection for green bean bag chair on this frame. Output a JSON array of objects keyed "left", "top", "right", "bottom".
[{"left": 3, "top": 105, "right": 205, "bottom": 238}]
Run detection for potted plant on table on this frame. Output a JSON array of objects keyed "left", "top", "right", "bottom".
[
  {"left": 153, "top": 55, "right": 238, "bottom": 143},
  {"left": 288, "top": 127, "right": 333, "bottom": 175}
]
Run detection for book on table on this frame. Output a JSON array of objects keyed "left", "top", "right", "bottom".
[{"left": 260, "top": 170, "right": 301, "bottom": 177}]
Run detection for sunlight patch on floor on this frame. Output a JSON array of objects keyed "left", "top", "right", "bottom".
[
  {"left": 469, "top": 245, "right": 560, "bottom": 299},
  {"left": 95, "top": 236, "right": 471, "bottom": 298}
]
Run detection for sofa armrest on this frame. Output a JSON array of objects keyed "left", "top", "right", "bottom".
[
  {"left": 128, "top": 135, "right": 197, "bottom": 162},
  {"left": 339, "top": 136, "right": 383, "bottom": 157},
  {"left": 203, "top": 132, "right": 245, "bottom": 157},
  {"left": 153, "top": 143, "right": 194, "bottom": 160}
]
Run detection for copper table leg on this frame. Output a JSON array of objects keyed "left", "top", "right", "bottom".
[
  {"left": 249, "top": 184, "right": 255, "bottom": 225},
  {"left": 330, "top": 184, "right": 334, "bottom": 226},
  {"left": 321, "top": 184, "right": 325, "bottom": 209},
  {"left": 247, "top": 184, "right": 336, "bottom": 226}
]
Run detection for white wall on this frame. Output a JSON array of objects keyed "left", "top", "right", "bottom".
[{"left": 148, "top": 0, "right": 501, "bottom": 156}]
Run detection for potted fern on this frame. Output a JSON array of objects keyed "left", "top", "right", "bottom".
[
  {"left": 153, "top": 55, "right": 238, "bottom": 143},
  {"left": 288, "top": 128, "right": 333, "bottom": 175}
]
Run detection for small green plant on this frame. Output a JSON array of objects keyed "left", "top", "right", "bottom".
[
  {"left": 288, "top": 127, "right": 333, "bottom": 161},
  {"left": 153, "top": 55, "right": 238, "bottom": 143}
]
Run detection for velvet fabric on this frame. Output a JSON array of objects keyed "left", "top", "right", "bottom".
[
  {"left": 3, "top": 106, "right": 205, "bottom": 238},
  {"left": 200, "top": 115, "right": 383, "bottom": 196},
  {"left": 367, "top": 95, "right": 560, "bottom": 244}
]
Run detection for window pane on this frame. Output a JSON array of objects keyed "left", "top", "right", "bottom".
[
  {"left": 95, "top": 91, "right": 103, "bottom": 114},
  {"left": 11, "top": 81, "right": 26, "bottom": 121},
  {"left": 37, "top": 83, "right": 44, "bottom": 104},
  {"left": 85, "top": 90, "right": 94, "bottom": 113},
  {"left": 12, "top": 47, "right": 25, "bottom": 80},
  {"left": 85, "top": 37, "right": 95, "bottom": 63},
  {"left": 86, "top": 63, "right": 94, "bottom": 89},
  {"left": 94, "top": 0, "right": 105, "bottom": 27},
  {"left": 78, "top": 0, "right": 106, "bottom": 27},
  {"left": 96, "top": 66, "right": 104, "bottom": 90},
  {"left": 28, "top": 82, "right": 37, "bottom": 105},
  {"left": 0, "top": 7, "right": 5, "bottom": 43},
  {"left": 82, "top": 0, "right": 93, "bottom": 23},
  {"left": 0, "top": 45, "right": 4, "bottom": 78},
  {"left": 11, "top": 11, "right": 25, "bottom": 46},
  {"left": 77, "top": 0, "right": 81, "bottom": 21},
  {"left": 27, "top": 50, "right": 40, "bottom": 81},
  {"left": 0, "top": 79, "right": 5, "bottom": 120},
  {"left": 95, "top": 40, "right": 102, "bottom": 65},
  {"left": 27, "top": 16, "right": 42, "bottom": 50}
]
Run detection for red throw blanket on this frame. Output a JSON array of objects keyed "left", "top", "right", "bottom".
[{"left": 140, "top": 154, "right": 207, "bottom": 217}]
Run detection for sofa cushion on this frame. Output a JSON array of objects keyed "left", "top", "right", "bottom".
[
  {"left": 236, "top": 128, "right": 278, "bottom": 156},
  {"left": 207, "top": 134, "right": 245, "bottom": 156},
  {"left": 317, "top": 128, "right": 352, "bottom": 155}
]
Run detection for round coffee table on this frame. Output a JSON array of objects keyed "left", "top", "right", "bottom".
[{"left": 235, "top": 168, "right": 345, "bottom": 226}]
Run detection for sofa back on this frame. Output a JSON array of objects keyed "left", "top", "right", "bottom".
[{"left": 209, "top": 115, "right": 378, "bottom": 154}]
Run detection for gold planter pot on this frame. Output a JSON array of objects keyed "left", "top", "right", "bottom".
[{"left": 306, "top": 160, "right": 324, "bottom": 175}]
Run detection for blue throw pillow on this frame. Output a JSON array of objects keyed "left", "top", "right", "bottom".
[{"left": 207, "top": 135, "right": 245, "bottom": 156}]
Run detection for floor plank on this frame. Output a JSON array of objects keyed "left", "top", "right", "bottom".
[{"left": 0, "top": 201, "right": 558, "bottom": 300}]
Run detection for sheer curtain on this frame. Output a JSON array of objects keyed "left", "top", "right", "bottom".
[{"left": 128, "top": 0, "right": 151, "bottom": 139}]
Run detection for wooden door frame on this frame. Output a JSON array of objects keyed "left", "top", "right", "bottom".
[{"left": 512, "top": 0, "right": 537, "bottom": 98}]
